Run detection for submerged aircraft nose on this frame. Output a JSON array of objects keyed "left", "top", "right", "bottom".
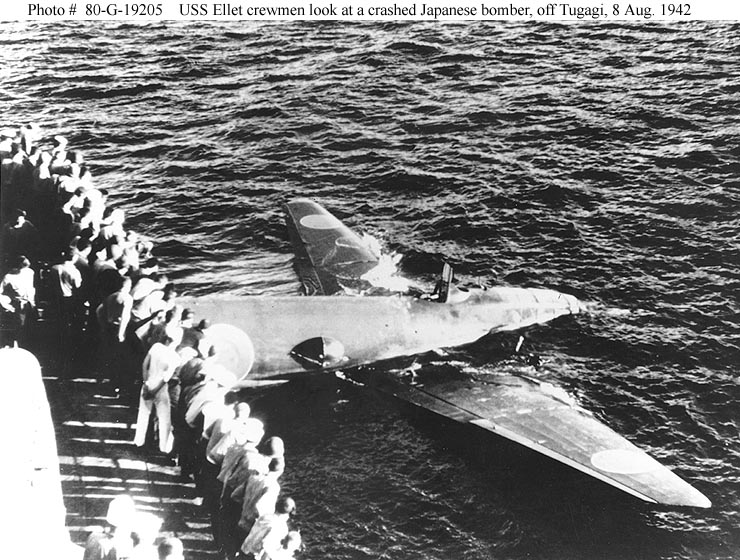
[
  {"left": 562, "top": 292, "right": 582, "bottom": 314},
  {"left": 475, "top": 287, "right": 584, "bottom": 333}
]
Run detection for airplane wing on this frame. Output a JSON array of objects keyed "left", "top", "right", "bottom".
[
  {"left": 369, "top": 373, "right": 711, "bottom": 508},
  {"left": 284, "top": 198, "right": 380, "bottom": 295}
]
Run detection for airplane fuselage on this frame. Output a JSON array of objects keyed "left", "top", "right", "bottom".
[{"left": 179, "top": 286, "right": 581, "bottom": 380}]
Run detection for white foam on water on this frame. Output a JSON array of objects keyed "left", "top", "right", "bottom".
[{"left": 360, "top": 233, "right": 414, "bottom": 293}]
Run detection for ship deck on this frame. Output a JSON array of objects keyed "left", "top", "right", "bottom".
[{"left": 32, "top": 321, "right": 220, "bottom": 558}]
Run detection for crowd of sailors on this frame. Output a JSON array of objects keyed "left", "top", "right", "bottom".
[{"left": 1, "top": 126, "right": 302, "bottom": 560}]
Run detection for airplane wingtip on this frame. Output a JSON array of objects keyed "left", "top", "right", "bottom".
[{"left": 688, "top": 491, "right": 712, "bottom": 509}]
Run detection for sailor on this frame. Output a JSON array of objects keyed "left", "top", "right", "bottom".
[
  {"left": 180, "top": 318, "right": 211, "bottom": 355},
  {"left": 0, "top": 293, "right": 15, "bottom": 346},
  {"left": 61, "top": 185, "right": 88, "bottom": 217},
  {"left": 162, "top": 283, "right": 179, "bottom": 312},
  {"left": 186, "top": 403, "right": 238, "bottom": 536},
  {"left": 84, "top": 187, "right": 108, "bottom": 231},
  {"left": 131, "top": 283, "right": 179, "bottom": 357},
  {"left": 139, "top": 308, "right": 167, "bottom": 352},
  {"left": 167, "top": 345, "right": 197, "bottom": 467},
  {"left": 224, "top": 437, "right": 285, "bottom": 503},
  {"left": 133, "top": 328, "right": 182, "bottom": 453},
  {"left": 130, "top": 274, "right": 169, "bottom": 331},
  {"left": 68, "top": 207, "right": 96, "bottom": 248},
  {"left": 21, "top": 148, "right": 50, "bottom": 224},
  {"left": 197, "top": 399, "right": 234, "bottom": 484},
  {"left": 180, "top": 308, "right": 195, "bottom": 329},
  {"left": 201, "top": 403, "right": 253, "bottom": 512},
  {"left": 19, "top": 123, "right": 41, "bottom": 156},
  {"left": 101, "top": 275, "right": 133, "bottom": 344},
  {"left": 0, "top": 128, "right": 15, "bottom": 160},
  {"left": 206, "top": 402, "right": 252, "bottom": 465},
  {"left": 1, "top": 143, "right": 28, "bottom": 204},
  {"left": 174, "top": 356, "right": 208, "bottom": 478},
  {"left": 202, "top": 398, "right": 235, "bottom": 442},
  {"left": 216, "top": 421, "right": 267, "bottom": 497},
  {"left": 237, "top": 456, "right": 285, "bottom": 537},
  {"left": 50, "top": 248, "right": 83, "bottom": 331},
  {"left": 2, "top": 209, "right": 40, "bottom": 262},
  {"left": 181, "top": 360, "right": 237, "bottom": 479},
  {"left": 199, "top": 399, "right": 240, "bottom": 467},
  {"left": 229, "top": 437, "right": 285, "bottom": 504},
  {"left": 222, "top": 436, "right": 284, "bottom": 555},
  {"left": 99, "top": 207, "right": 126, "bottom": 242},
  {"left": 121, "top": 232, "right": 142, "bottom": 276},
  {"left": 57, "top": 161, "right": 84, "bottom": 195},
  {"left": 0, "top": 255, "right": 36, "bottom": 346},
  {"left": 31, "top": 150, "right": 54, "bottom": 206},
  {"left": 184, "top": 348, "right": 236, "bottom": 429},
  {"left": 147, "top": 305, "right": 184, "bottom": 349},
  {"left": 92, "top": 241, "right": 128, "bottom": 304},
  {"left": 130, "top": 283, "right": 179, "bottom": 332},
  {"left": 131, "top": 272, "right": 168, "bottom": 304},
  {"left": 78, "top": 163, "right": 94, "bottom": 189},
  {"left": 129, "top": 511, "right": 163, "bottom": 560},
  {"left": 50, "top": 135, "right": 68, "bottom": 170},
  {"left": 239, "top": 497, "right": 296, "bottom": 560},
  {"left": 73, "top": 238, "right": 94, "bottom": 315},
  {"left": 83, "top": 495, "right": 137, "bottom": 560},
  {"left": 215, "top": 423, "right": 266, "bottom": 555}
]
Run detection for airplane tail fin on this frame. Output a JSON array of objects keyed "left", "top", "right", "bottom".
[{"left": 436, "top": 262, "right": 453, "bottom": 303}]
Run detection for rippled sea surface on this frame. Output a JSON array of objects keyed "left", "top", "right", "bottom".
[{"left": 2, "top": 21, "right": 739, "bottom": 560}]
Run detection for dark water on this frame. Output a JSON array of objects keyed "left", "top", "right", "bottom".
[{"left": 2, "top": 21, "right": 739, "bottom": 559}]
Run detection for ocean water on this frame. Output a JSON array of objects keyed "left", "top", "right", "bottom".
[{"left": 1, "top": 20, "right": 739, "bottom": 559}]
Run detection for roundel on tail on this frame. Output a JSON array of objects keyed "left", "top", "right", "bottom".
[
  {"left": 206, "top": 323, "right": 255, "bottom": 380},
  {"left": 290, "top": 337, "right": 347, "bottom": 370}
]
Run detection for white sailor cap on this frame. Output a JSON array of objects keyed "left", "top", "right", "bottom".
[
  {"left": 241, "top": 417, "right": 265, "bottom": 444},
  {"left": 105, "top": 495, "right": 136, "bottom": 527},
  {"left": 131, "top": 511, "right": 162, "bottom": 543}
]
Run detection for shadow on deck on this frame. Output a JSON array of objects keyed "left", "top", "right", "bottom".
[{"left": 40, "top": 345, "right": 220, "bottom": 558}]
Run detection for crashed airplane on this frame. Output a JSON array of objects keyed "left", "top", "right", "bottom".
[{"left": 179, "top": 198, "right": 710, "bottom": 509}]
